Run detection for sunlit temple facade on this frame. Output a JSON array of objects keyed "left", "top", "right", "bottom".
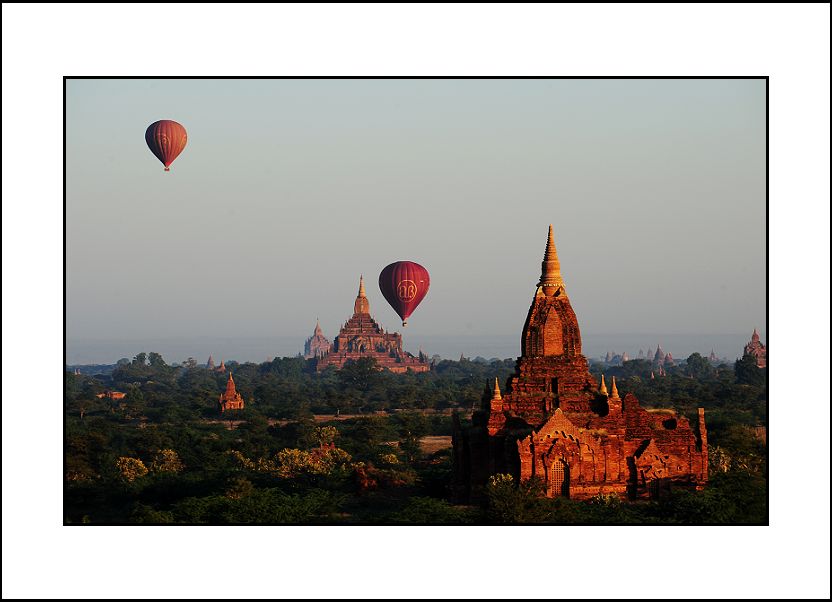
[{"left": 452, "top": 225, "right": 708, "bottom": 502}]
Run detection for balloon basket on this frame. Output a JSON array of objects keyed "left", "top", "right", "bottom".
[{"left": 164, "top": 167, "right": 170, "bottom": 172}]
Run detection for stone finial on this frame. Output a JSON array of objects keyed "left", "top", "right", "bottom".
[
  {"left": 599, "top": 374, "right": 608, "bottom": 395},
  {"left": 610, "top": 376, "right": 620, "bottom": 400},
  {"left": 751, "top": 328, "right": 759, "bottom": 342},
  {"left": 493, "top": 377, "right": 502, "bottom": 400},
  {"left": 358, "top": 274, "right": 366, "bottom": 298},
  {"left": 539, "top": 224, "right": 565, "bottom": 295}
]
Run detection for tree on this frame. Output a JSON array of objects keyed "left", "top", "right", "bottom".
[
  {"left": 734, "top": 354, "right": 766, "bottom": 387},
  {"left": 485, "top": 474, "right": 549, "bottom": 523},
  {"left": 686, "top": 353, "right": 713, "bottom": 379},
  {"left": 148, "top": 352, "right": 167, "bottom": 368},
  {"left": 116, "top": 457, "right": 149, "bottom": 483},
  {"left": 395, "top": 412, "right": 428, "bottom": 463},
  {"left": 150, "top": 449, "right": 185, "bottom": 473},
  {"left": 133, "top": 352, "right": 147, "bottom": 366},
  {"left": 313, "top": 426, "right": 338, "bottom": 448},
  {"left": 337, "top": 357, "right": 381, "bottom": 392}
]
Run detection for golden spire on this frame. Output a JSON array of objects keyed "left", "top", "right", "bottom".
[
  {"left": 599, "top": 374, "right": 608, "bottom": 395},
  {"left": 354, "top": 274, "right": 370, "bottom": 315},
  {"left": 610, "top": 376, "right": 620, "bottom": 400},
  {"left": 539, "top": 224, "right": 565, "bottom": 295},
  {"left": 493, "top": 377, "right": 502, "bottom": 400}
]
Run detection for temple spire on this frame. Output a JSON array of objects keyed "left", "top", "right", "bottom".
[
  {"left": 493, "top": 377, "right": 502, "bottom": 400},
  {"left": 610, "top": 376, "right": 620, "bottom": 400},
  {"left": 354, "top": 275, "right": 370, "bottom": 314},
  {"left": 599, "top": 374, "right": 608, "bottom": 396},
  {"left": 539, "top": 224, "right": 565, "bottom": 295}
]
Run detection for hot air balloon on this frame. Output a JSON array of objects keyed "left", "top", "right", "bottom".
[
  {"left": 378, "top": 261, "right": 430, "bottom": 326},
  {"left": 145, "top": 120, "right": 188, "bottom": 171}
]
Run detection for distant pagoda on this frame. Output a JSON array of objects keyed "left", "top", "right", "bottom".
[
  {"left": 218, "top": 372, "right": 245, "bottom": 412},
  {"left": 653, "top": 344, "right": 666, "bottom": 366},
  {"left": 315, "top": 276, "right": 429, "bottom": 374},
  {"left": 743, "top": 328, "right": 767, "bottom": 368},
  {"left": 304, "top": 319, "right": 332, "bottom": 359}
]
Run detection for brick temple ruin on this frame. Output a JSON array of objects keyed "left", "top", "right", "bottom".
[
  {"left": 452, "top": 225, "right": 708, "bottom": 502},
  {"left": 314, "top": 276, "right": 430, "bottom": 374}
]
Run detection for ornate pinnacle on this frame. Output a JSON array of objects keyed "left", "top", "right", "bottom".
[
  {"left": 599, "top": 374, "right": 608, "bottom": 395},
  {"left": 493, "top": 377, "right": 502, "bottom": 400},
  {"left": 539, "top": 224, "right": 565, "bottom": 294},
  {"left": 354, "top": 275, "right": 370, "bottom": 314},
  {"left": 610, "top": 376, "right": 620, "bottom": 400}
]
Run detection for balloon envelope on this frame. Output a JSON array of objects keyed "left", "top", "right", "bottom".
[
  {"left": 378, "top": 261, "right": 430, "bottom": 326},
  {"left": 145, "top": 120, "right": 188, "bottom": 171}
]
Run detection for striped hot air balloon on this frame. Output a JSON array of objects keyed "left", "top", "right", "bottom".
[
  {"left": 145, "top": 120, "right": 188, "bottom": 171},
  {"left": 378, "top": 261, "right": 430, "bottom": 327}
]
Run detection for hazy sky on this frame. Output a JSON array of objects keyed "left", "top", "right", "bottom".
[{"left": 66, "top": 78, "right": 766, "bottom": 356}]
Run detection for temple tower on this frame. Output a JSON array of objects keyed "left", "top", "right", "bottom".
[
  {"left": 743, "top": 328, "right": 767, "bottom": 368},
  {"left": 452, "top": 222, "right": 708, "bottom": 503},
  {"left": 521, "top": 225, "right": 582, "bottom": 358},
  {"left": 219, "top": 372, "right": 245, "bottom": 412},
  {"left": 315, "top": 275, "right": 429, "bottom": 373},
  {"left": 304, "top": 318, "right": 332, "bottom": 359}
]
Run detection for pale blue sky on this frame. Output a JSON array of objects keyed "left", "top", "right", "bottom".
[{"left": 66, "top": 78, "right": 766, "bottom": 360}]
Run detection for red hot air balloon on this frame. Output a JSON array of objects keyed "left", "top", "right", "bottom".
[
  {"left": 145, "top": 120, "right": 188, "bottom": 171},
  {"left": 378, "top": 261, "right": 430, "bottom": 326}
]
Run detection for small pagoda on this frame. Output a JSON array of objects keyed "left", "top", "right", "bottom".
[
  {"left": 743, "top": 328, "right": 767, "bottom": 368},
  {"left": 218, "top": 372, "right": 245, "bottom": 412},
  {"left": 304, "top": 319, "right": 332, "bottom": 359}
]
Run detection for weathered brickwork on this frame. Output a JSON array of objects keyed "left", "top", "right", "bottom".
[
  {"left": 452, "top": 225, "right": 708, "bottom": 502},
  {"left": 315, "top": 276, "right": 430, "bottom": 374}
]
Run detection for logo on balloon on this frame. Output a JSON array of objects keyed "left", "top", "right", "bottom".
[{"left": 397, "top": 280, "right": 418, "bottom": 301}]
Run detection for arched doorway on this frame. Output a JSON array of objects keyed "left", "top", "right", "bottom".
[{"left": 551, "top": 459, "right": 570, "bottom": 498}]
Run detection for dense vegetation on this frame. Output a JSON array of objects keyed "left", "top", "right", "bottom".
[{"left": 64, "top": 352, "right": 767, "bottom": 524}]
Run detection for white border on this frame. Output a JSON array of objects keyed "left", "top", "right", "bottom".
[{"left": 2, "top": 4, "right": 830, "bottom": 600}]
